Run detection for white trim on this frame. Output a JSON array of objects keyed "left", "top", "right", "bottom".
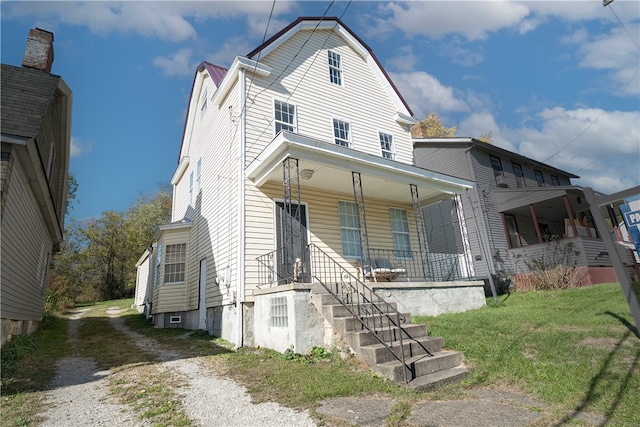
[
  {"left": 212, "top": 56, "right": 272, "bottom": 107},
  {"left": 1, "top": 133, "right": 28, "bottom": 145},
  {"left": 171, "top": 156, "right": 190, "bottom": 185},
  {"left": 394, "top": 112, "right": 417, "bottom": 126}
]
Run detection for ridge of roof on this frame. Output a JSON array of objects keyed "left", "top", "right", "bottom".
[{"left": 200, "top": 61, "right": 228, "bottom": 87}]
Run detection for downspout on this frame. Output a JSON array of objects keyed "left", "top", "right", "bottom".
[{"left": 234, "top": 68, "right": 247, "bottom": 349}]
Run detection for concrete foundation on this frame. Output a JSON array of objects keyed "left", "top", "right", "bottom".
[
  {"left": 370, "top": 281, "right": 487, "bottom": 316},
  {"left": 1, "top": 317, "right": 41, "bottom": 347}
]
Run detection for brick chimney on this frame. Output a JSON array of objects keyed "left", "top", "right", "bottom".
[{"left": 22, "top": 28, "right": 54, "bottom": 73}]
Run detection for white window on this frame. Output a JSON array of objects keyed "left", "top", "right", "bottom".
[
  {"left": 389, "top": 208, "right": 412, "bottom": 258},
  {"left": 328, "top": 50, "right": 342, "bottom": 85},
  {"left": 200, "top": 88, "right": 208, "bottom": 118},
  {"left": 270, "top": 296, "right": 288, "bottom": 327},
  {"left": 333, "top": 119, "right": 351, "bottom": 147},
  {"left": 379, "top": 132, "right": 394, "bottom": 159},
  {"left": 274, "top": 100, "right": 296, "bottom": 134},
  {"left": 164, "top": 243, "right": 186, "bottom": 284},
  {"left": 196, "top": 158, "right": 202, "bottom": 197},
  {"left": 155, "top": 243, "right": 162, "bottom": 288},
  {"left": 338, "top": 201, "right": 361, "bottom": 258},
  {"left": 189, "top": 171, "right": 194, "bottom": 206}
]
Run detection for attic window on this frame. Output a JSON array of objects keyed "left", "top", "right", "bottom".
[
  {"left": 551, "top": 175, "right": 560, "bottom": 186},
  {"left": 200, "top": 88, "right": 208, "bottom": 118},
  {"left": 328, "top": 51, "right": 342, "bottom": 85},
  {"left": 379, "top": 132, "right": 394, "bottom": 160}
]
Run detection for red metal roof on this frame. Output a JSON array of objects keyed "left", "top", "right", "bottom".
[{"left": 200, "top": 62, "right": 227, "bottom": 86}]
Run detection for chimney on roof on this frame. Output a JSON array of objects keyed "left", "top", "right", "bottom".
[{"left": 22, "top": 28, "right": 55, "bottom": 73}]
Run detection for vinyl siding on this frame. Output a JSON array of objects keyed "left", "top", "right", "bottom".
[
  {"left": 244, "top": 182, "right": 422, "bottom": 300},
  {"left": 413, "top": 146, "right": 472, "bottom": 180},
  {"left": 152, "top": 229, "right": 191, "bottom": 313},
  {"left": 135, "top": 255, "right": 150, "bottom": 307},
  {"left": 244, "top": 30, "right": 413, "bottom": 168},
  {"left": 1, "top": 161, "right": 51, "bottom": 321}
]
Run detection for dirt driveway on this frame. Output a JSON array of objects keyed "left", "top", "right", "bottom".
[{"left": 38, "top": 308, "right": 607, "bottom": 427}]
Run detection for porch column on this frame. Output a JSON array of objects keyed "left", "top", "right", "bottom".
[
  {"left": 529, "top": 204, "right": 544, "bottom": 243},
  {"left": 581, "top": 213, "right": 593, "bottom": 238},
  {"left": 352, "top": 172, "right": 371, "bottom": 270},
  {"left": 410, "top": 184, "right": 430, "bottom": 279},
  {"left": 283, "top": 157, "right": 303, "bottom": 282},
  {"left": 563, "top": 195, "right": 578, "bottom": 238}
]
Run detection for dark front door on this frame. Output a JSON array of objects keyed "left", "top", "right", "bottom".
[{"left": 275, "top": 202, "right": 309, "bottom": 284}]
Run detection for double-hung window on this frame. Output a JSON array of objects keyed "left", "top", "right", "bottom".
[
  {"left": 195, "top": 158, "right": 202, "bottom": 197},
  {"left": 490, "top": 156, "right": 504, "bottom": 185},
  {"left": 333, "top": 119, "right": 351, "bottom": 147},
  {"left": 164, "top": 243, "right": 186, "bottom": 284},
  {"left": 379, "top": 132, "right": 394, "bottom": 159},
  {"left": 338, "top": 201, "right": 361, "bottom": 258},
  {"left": 274, "top": 100, "right": 296, "bottom": 134},
  {"left": 512, "top": 163, "right": 525, "bottom": 188},
  {"left": 389, "top": 208, "right": 412, "bottom": 258},
  {"left": 328, "top": 50, "right": 342, "bottom": 85},
  {"left": 189, "top": 171, "right": 194, "bottom": 206},
  {"left": 200, "top": 88, "right": 208, "bottom": 118},
  {"left": 551, "top": 175, "right": 560, "bottom": 186},
  {"left": 534, "top": 170, "right": 545, "bottom": 187}
]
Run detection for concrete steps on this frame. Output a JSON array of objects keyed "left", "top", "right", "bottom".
[{"left": 311, "top": 285, "right": 467, "bottom": 388}]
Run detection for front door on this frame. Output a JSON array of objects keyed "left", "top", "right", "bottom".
[
  {"left": 198, "top": 258, "right": 207, "bottom": 330},
  {"left": 275, "top": 202, "right": 309, "bottom": 284}
]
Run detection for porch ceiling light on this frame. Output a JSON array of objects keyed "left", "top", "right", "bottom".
[{"left": 300, "top": 169, "right": 315, "bottom": 180}]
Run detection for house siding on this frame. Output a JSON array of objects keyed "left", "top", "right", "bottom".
[
  {"left": 134, "top": 254, "right": 150, "bottom": 309},
  {"left": 1, "top": 161, "right": 51, "bottom": 320},
  {"left": 245, "top": 30, "right": 412, "bottom": 168},
  {"left": 152, "top": 229, "right": 191, "bottom": 314},
  {"left": 413, "top": 146, "right": 471, "bottom": 181}
]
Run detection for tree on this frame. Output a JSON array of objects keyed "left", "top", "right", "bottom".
[
  {"left": 411, "top": 112, "right": 457, "bottom": 138},
  {"left": 477, "top": 131, "right": 493, "bottom": 143}
]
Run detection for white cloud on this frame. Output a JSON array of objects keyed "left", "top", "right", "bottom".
[
  {"left": 387, "top": 45, "right": 419, "bottom": 72},
  {"left": 377, "top": 1, "right": 531, "bottom": 40},
  {"left": 154, "top": 48, "right": 195, "bottom": 76},
  {"left": 389, "top": 71, "right": 468, "bottom": 117},
  {"left": 515, "top": 107, "right": 640, "bottom": 193},
  {"left": 70, "top": 137, "right": 93, "bottom": 158}
]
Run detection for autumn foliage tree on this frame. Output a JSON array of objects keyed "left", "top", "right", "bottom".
[{"left": 411, "top": 112, "right": 457, "bottom": 138}]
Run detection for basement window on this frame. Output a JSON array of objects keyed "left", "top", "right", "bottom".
[{"left": 270, "top": 296, "right": 288, "bottom": 327}]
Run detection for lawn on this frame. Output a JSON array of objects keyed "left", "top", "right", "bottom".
[
  {"left": 413, "top": 282, "right": 640, "bottom": 425},
  {"left": 1, "top": 284, "right": 638, "bottom": 426}
]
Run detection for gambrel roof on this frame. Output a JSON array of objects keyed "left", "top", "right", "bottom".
[{"left": 246, "top": 16, "right": 413, "bottom": 117}]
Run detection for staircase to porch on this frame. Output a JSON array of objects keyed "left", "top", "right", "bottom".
[{"left": 307, "top": 244, "right": 468, "bottom": 389}]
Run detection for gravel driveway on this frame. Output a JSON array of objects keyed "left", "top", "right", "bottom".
[{"left": 39, "top": 308, "right": 316, "bottom": 427}]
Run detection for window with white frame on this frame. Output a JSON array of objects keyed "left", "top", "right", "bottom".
[
  {"left": 155, "top": 243, "right": 162, "bottom": 288},
  {"left": 195, "top": 158, "right": 202, "bottom": 197},
  {"left": 189, "top": 171, "right": 194, "bottom": 206},
  {"left": 163, "top": 243, "right": 186, "bottom": 284},
  {"left": 379, "top": 132, "right": 394, "bottom": 159},
  {"left": 274, "top": 100, "right": 296, "bottom": 134},
  {"left": 270, "top": 296, "right": 288, "bottom": 327},
  {"left": 333, "top": 119, "right": 351, "bottom": 147},
  {"left": 338, "top": 201, "right": 362, "bottom": 258},
  {"left": 389, "top": 208, "right": 412, "bottom": 258},
  {"left": 200, "top": 88, "right": 208, "bottom": 118},
  {"left": 328, "top": 50, "right": 342, "bottom": 85}
]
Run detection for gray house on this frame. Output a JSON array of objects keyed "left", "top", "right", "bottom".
[
  {"left": 1, "top": 29, "right": 72, "bottom": 346},
  {"left": 413, "top": 137, "right": 633, "bottom": 290}
]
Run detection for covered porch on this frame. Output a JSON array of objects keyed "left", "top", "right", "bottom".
[{"left": 246, "top": 131, "right": 476, "bottom": 287}]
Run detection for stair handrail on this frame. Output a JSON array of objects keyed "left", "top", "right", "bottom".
[
  {"left": 256, "top": 247, "right": 290, "bottom": 286},
  {"left": 308, "top": 243, "right": 432, "bottom": 383}
]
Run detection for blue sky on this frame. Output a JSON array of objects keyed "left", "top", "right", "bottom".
[{"left": 2, "top": 1, "right": 639, "bottom": 222}]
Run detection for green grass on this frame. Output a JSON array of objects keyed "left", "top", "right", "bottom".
[{"left": 413, "top": 282, "right": 640, "bottom": 425}]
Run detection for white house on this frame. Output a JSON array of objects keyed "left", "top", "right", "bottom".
[{"left": 136, "top": 17, "right": 484, "bottom": 385}]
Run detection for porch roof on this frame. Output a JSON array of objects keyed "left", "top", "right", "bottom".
[
  {"left": 495, "top": 186, "right": 591, "bottom": 223},
  {"left": 246, "top": 131, "right": 474, "bottom": 205}
]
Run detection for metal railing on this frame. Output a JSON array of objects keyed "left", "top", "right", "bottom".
[
  {"left": 257, "top": 248, "right": 288, "bottom": 286},
  {"left": 367, "top": 248, "right": 469, "bottom": 282},
  {"left": 308, "top": 243, "right": 435, "bottom": 383}
]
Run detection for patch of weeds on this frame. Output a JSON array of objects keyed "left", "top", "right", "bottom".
[
  {"left": 280, "top": 346, "right": 334, "bottom": 364},
  {"left": 386, "top": 401, "right": 411, "bottom": 427}
]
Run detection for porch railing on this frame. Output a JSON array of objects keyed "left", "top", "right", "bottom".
[
  {"left": 308, "top": 243, "right": 434, "bottom": 383},
  {"left": 257, "top": 247, "right": 290, "bottom": 286},
  {"left": 368, "top": 248, "right": 470, "bottom": 282}
]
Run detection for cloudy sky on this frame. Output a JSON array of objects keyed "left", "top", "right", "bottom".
[{"left": 1, "top": 0, "right": 638, "bottom": 221}]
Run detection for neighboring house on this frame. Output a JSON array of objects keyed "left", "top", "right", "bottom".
[
  {"left": 413, "top": 137, "right": 635, "bottom": 290},
  {"left": 1, "top": 29, "right": 72, "bottom": 346},
  {"left": 136, "top": 17, "right": 485, "bottom": 385}
]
